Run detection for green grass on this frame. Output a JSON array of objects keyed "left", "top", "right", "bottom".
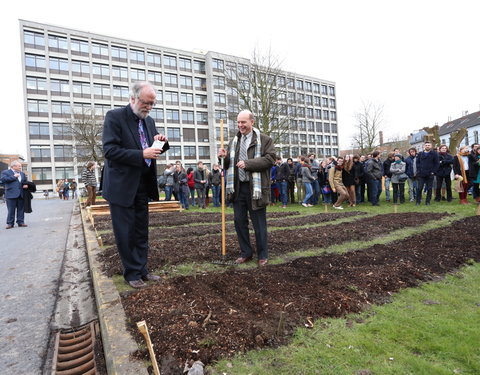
[{"left": 210, "top": 263, "right": 480, "bottom": 375}]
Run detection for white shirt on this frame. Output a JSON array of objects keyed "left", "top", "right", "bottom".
[{"left": 11, "top": 168, "right": 21, "bottom": 182}]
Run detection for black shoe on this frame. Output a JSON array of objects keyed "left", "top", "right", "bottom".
[{"left": 425, "top": 202, "right": 431, "bottom": 206}]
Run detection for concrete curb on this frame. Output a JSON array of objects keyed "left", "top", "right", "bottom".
[{"left": 80, "top": 207, "right": 148, "bottom": 375}]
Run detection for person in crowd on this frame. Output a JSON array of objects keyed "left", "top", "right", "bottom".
[
  {"left": 275, "top": 156, "right": 290, "bottom": 208},
  {"left": 163, "top": 164, "right": 175, "bottom": 201},
  {"left": 352, "top": 155, "right": 364, "bottom": 204},
  {"left": 62, "top": 179, "right": 70, "bottom": 200},
  {"left": 318, "top": 160, "right": 331, "bottom": 204},
  {"left": 435, "top": 144, "right": 453, "bottom": 202},
  {"left": 342, "top": 154, "right": 356, "bottom": 207},
  {"left": 177, "top": 164, "right": 189, "bottom": 210},
  {"left": 172, "top": 160, "right": 182, "bottom": 201},
  {"left": 102, "top": 81, "right": 169, "bottom": 288},
  {"left": 328, "top": 156, "right": 349, "bottom": 209},
  {"left": 209, "top": 164, "right": 222, "bottom": 207},
  {"left": 383, "top": 152, "right": 395, "bottom": 202},
  {"left": 308, "top": 153, "right": 320, "bottom": 205},
  {"left": 301, "top": 158, "right": 315, "bottom": 207},
  {"left": 203, "top": 164, "right": 211, "bottom": 207},
  {"left": 218, "top": 110, "right": 275, "bottom": 266},
  {"left": 186, "top": 167, "right": 196, "bottom": 206},
  {"left": 390, "top": 154, "right": 407, "bottom": 204},
  {"left": 405, "top": 148, "right": 417, "bottom": 202},
  {"left": 415, "top": 141, "right": 439, "bottom": 206},
  {"left": 70, "top": 179, "right": 77, "bottom": 200},
  {"left": 194, "top": 161, "right": 208, "bottom": 209},
  {"left": 56, "top": 179, "right": 64, "bottom": 199},
  {"left": 287, "top": 157, "right": 296, "bottom": 204},
  {"left": 469, "top": 143, "right": 480, "bottom": 202},
  {"left": 81, "top": 162, "right": 97, "bottom": 207},
  {"left": 453, "top": 145, "right": 471, "bottom": 204},
  {"left": 366, "top": 151, "right": 383, "bottom": 206},
  {"left": 2, "top": 160, "right": 28, "bottom": 229},
  {"left": 294, "top": 155, "right": 305, "bottom": 203},
  {"left": 270, "top": 162, "right": 279, "bottom": 205},
  {"left": 472, "top": 146, "right": 480, "bottom": 198},
  {"left": 393, "top": 148, "right": 404, "bottom": 161}
]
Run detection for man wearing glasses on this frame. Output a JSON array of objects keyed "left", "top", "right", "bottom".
[{"left": 102, "top": 81, "right": 169, "bottom": 288}]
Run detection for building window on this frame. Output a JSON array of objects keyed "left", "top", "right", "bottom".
[
  {"left": 331, "top": 112, "right": 337, "bottom": 121},
  {"left": 49, "top": 57, "right": 69, "bottom": 74},
  {"left": 296, "top": 80, "right": 304, "bottom": 90},
  {"left": 31, "top": 168, "right": 52, "bottom": 185},
  {"left": 305, "top": 82, "right": 312, "bottom": 91},
  {"left": 324, "top": 123, "right": 331, "bottom": 132},
  {"left": 214, "top": 93, "right": 226, "bottom": 106},
  {"left": 163, "top": 55, "right": 177, "bottom": 70},
  {"left": 322, "top": 97, "right": 328, "bottom": 107},
  {"left": 71, "top": 39, "right": 89, "bottom": 56},
  {"left": 54, "top": 145, "right": 73, "bottom": 161},
  {"left": 48, "top": 35, "right": 68, "bottom": 52},
  {"left": 92, "top": 63, "right": 111, "bottom": 80},
  {"left": 51, "top": 79, "right": 70, "bottom": 96},
  {"left": 330, "top": 98, "right": 336, "bottom": 108},
  {"left": 94, "top": 104, "right": 111, "bottom": 118},
  {"left": 169, "top": 146, "right": 181, "bottom": 158},
  {"left": 180, "top": 75, "right": 193, "bottom": 89},
  {"left": 194, "top": 77, "right": 207, "bottom": 90},
  {"left": 166, "top": 109, "right": 180, "bottom": 123},
  {"left": 112, "top": 65, "right": 128, "bottom": 81},
  {"left": 307, "top": 121, "right": 315, "bottom": 132},
  {"left": 130, "top": 68, "right": 145, "bottom": 81},
  {"left": 130, "top": 49, "right": 145, "bottom": 64},
  {"left": 314, "top": 96, "right": 321, "bottom": 106},
  {"left": 150, "top": 109, "right": 164, "bottom": 122},
  {"left": 165, "top": 91, "right": 178, "bottom": 105},
  {"left": 238, "top": 64, "right": 249, "bottom": 76},
  {"left": 93, "top": 84, "right": 111, "bottom": 99},
  {"left": 297, "top": 107, "right": 305, "bottom": 117},
  {"left": 307, "top": 108, "right": 314, "bottom": 118},
  {"left": 164, "top": 73, "right": 178, "bottom": 87},
  {"left": 26, "top": 76, "right": 47, "bottom": 94},
  {"left": 31, "top": 146, "right": 51, "bottom": 162},
  {"left": 198, "top": 146, "right": 210, "bottom": 158},
  {"left": 92, "top": 42, "right": 109, "bottom": 59},
  {"left": 212, "top": 58, "right": 224, "bottom": 71},
  {"left": 215, "top": 110, "right": 227, "bottom": 122},
  {"left": 148, "top": 71, "right": 162, "bottom": 85},
  {"left": 315, "top": 109, "right": 322, "bottom": 119},
  {"left": 306, "top": 95, "right": 313, "bottom": 105},
  {"left": 167, "top": 127, "right": 181, "bottom": 141},
  {"left": 313, "top": 83, "right": 320, "bottom": 93},
  {"left": 196, "top": 111, "right": 208, "bottom": 124},
  {"left": 297, "top": 93, "right": 305, "bottom": 104},
  {"left": 195, "top": 94, "right": 207, "bottom": 107},
  {"left": 299, "top": 120, "right": 306, "bottom": 131},
  {"left": 112, "top": 45, "right": 128, "bottom": 61},
  {"left": 474, "top": 130, "right": 479, "bottom": 144},
  {"left": 29, "top": 122, "right": 50, "bottom": 140},
  {"left": 72, "top": 82, "right": 91, "bottom": 98},
  {"left": 321, "top": 85, "right": 328, "bottom": 95},
  {"left": 317, "top": 135, "right": 323, "bottom": 144},
  {"left": 52, "top": 123, "right": 72, "bottom": 140},
  {"left": 194, "top": 60, "right": 206, "bottom": 74},
  {"left": 213, "top": 75, "right": 225, "bottom": 89},
  {"left": 331, "top": 124, "right": 337, "bottom": 133},
  {"left": 316, "top": 122, "right": 322, "bottom": 132},
  {"left": 72, "top": 61, "right": 91, "bottom": 78},
  {"left": 28, "top": 99, "right": 49, "bottom": 117},
  {"left": 25, "top": 54, "right": 46, "bottom": 72},
  {"left": 197, "top": 129, "right": 209, "bottom": 142},
  {"left": 179, "top": 57, "right": 192, "bottom": 71},
  {"left": 52, "top": 101, "right": 71, "bottom": 118},
  {"left": 184, "top": 146, "right": 196, "bottom": 159},
  {"left": 181, "top": 92, "right": 193, "bottom": 106},
  {"left": 24, "top": 31, "right": 45, "bottom": 49},
  {"left": 147, "top": 52, "right": 161, "bottom": 67},
  {"left": 113, "top": 85, "right": 129, "bottom": 101},
  {"left": 55, "top": 167, "right": 75, "bottom": 180},
  {"left": 329, "top": 86, "right": 335, "bottom": 96},
  {"left": 182, "top": 110, "right": 194, "bottom": 124}
]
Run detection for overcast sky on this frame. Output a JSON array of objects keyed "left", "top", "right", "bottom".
[{"left": 1, "top": 0, "right": 479, "bottom": 157}]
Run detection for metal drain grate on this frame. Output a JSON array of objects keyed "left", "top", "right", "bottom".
[{"left": 52, "top": 322, "right": 98, "bottom": 375}]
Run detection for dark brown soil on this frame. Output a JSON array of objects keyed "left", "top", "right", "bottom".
[
  {"left": 98, "top": 212, "right": 445, "bottom": 277},
  {"left": 121, "top": 216, "right": 480, "bottom": 374}
]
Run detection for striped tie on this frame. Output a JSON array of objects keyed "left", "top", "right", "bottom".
[
  {"left": 138, "top": 120, "right": 151, "bottom": 167},
  {"left": 238, "top": 135, "right": 248, "bottom": 181}
]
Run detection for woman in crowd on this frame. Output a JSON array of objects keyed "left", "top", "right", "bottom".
[
  {"left": 209, "top": 164, "right": 222, "bottom": 207},
  {"left": 186, "top": 167, "right": 196, "bottom": 206},
  {"left": 342, "top": 155, "right": 356, "bottom": 207},
  {"left": 62, "top": 179, "right": 70, "bottom": 200},
  {"left": 435, "top": 144, "right": 453, "bottom": 202},
  {"left": 81, "top": 162, "right": 97, "bottom": 207},
  {"left": 56, "top": 179, "right": 64, "bottom": 199},
  {"left": 453, "top": 145, "right": 471, "bottom": 204},
  {"left": 177, "top": 165, "right": 189, "bottom": 210},
  {"left": 470, "top": 146, "right": 480, "bottom": 202},
  {"left": 389, "top": 154, "right": 407, "bottom": 204},
  {"left": 301, "top": 159, "right": 315, "bottom": 207},
  {"left": 318, "top": 160, "right": 331, "bottom": 204},
  {"left": 328, "top": 156, "right": 349, "bottom": 210},
  {"left": 352, "top": 155, "right": 364, "bottom": 204}
]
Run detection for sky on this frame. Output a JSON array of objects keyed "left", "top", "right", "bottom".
[{"left": 1, "top": 0, "right": 479, "bottom": 157}]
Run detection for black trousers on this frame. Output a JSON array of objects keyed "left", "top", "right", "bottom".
[
  {"left": 233, "top": 182, "right": 268, "bottom": 260},
  {"left": 435, "top": 175, "right": 452, "bottom": 201},
  {"left": 287, "top": 179, "right": 295, "bottom": 203},
  {"left": 416, "top": 175, "right": 434, "bottom": 204},
  {"left": 109, "top": 179, "right": 150, "bottom": 281},
  {"left": 392, "top": 183, "right": 405, "bottom": 203}
]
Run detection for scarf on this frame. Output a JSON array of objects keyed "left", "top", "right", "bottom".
[
  {"left": 456, "top": 153, "right": 468, "bottom": 183},
  {"left": 226, "top": 128, "right": 262, "bottom": 200},
  {"left": 335, "top": 165, "right": 344, "bottom": 170}
]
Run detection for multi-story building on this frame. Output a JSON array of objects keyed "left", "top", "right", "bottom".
[{"left": 20, "top": 20, "right": 338, "bottom": 190}]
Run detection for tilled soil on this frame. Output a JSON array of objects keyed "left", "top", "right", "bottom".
[
  {"left": 122, "top": 216, "right": 480, "bottom": 374},
  {"left": 92, "top": 210, "right": 301, "bottom": 231},
  {"left": 100, "top": 211, "right": 366, "bottom": 246},
  {"left": 99, "top": 212, "right": 445, "bottom": 277}
]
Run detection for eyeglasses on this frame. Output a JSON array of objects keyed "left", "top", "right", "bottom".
[{"left": 138, "top": 98, "right": 157, "bottom": 107}]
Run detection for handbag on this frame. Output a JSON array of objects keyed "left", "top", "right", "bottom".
[
  {"left": 398, "top": 173, "right": 408, "bottom": 182},
  {"left": 322, "top": 185, "right": 332, "bottom": 194}
]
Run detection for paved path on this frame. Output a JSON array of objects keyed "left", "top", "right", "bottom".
[{"left": 0, "top": 198, "right": 74, "bottom": 374}]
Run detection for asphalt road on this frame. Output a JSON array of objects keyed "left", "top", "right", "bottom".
[{"left": 0, "top": 197, "right": 74, "bottom": 374}]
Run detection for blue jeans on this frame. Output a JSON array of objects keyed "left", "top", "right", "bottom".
[
  {"left": 211, "top": 185, "right": 221, "bottom": 207},
  {"left": 384, "top": 177, "right": 391, "bottom": 201},
  {"left": 278, "top": 180, "right": 288, "bottom": 206},
  {"left": 368, "top": 179, "right": 382, "bottom": 205},
  {"left": 310, "top": 179, "right": 320, "bottom": 205},
  {"left": 355, "top": 184, "right": 362, "bottom": 203},
  {"left": 165, "top": 185, "right": 173, "bottom": 201},
  {"left": 303, "top": 182, "right": 313, "bottom": 204},
  {"left": 189, "top": 187, "right": 196, "bottom": 205},
  {"left": 179, "top": 188, "right": 189, "bottom": 209}
]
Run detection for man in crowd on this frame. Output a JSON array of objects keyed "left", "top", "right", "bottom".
[
  {"left": 287, "top": 157, "right": 296, "bottom": 204},
  {"left": 1, "top": 160, "right": 28, "bottom": 229},
  {"left": 308, "top": 153, "right": 320, "bottom": 205},
  {"left": 102, "top": 81, "right": 169, "bottom": 288},
  {"left": 405, "top": 148, "right": 417, "bottom": 202},
  {"left": 275, "top": 156, "right": 290, "bottom": 208},
  {"left": 383, "top": 152, "right": 395, "bottom": 202},
  {"left": 366, "top": 151, "right": 383, "bottom": 206},
  {"left": 218, "top": 110, "right": 275, "bottom": 266},
  {"left": 415, "top": 141, "right": 439, "bottom": 206}
]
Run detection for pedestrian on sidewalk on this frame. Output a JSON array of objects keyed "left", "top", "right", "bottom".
[{"left": 1, "top": 160, "right": 29, "bottom": 229}]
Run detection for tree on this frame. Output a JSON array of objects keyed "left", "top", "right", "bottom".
[
  {"left": 352, "top": 102, "right": 384, "bottom": 154},
  {"left": 224, "top": 48, "right": 290, "bottom": 144},
  {"left": 68, "top": 108, "right": 104, "bottom": 168}
]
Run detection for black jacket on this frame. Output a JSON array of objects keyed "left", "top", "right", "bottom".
[{"left": 436, "top": 152, "right": 453, "bottom": 177}]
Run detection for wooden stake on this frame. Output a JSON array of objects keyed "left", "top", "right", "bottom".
[
  {"left": 324, "top": 204, "right": 328, "bottom": 213},
  {"left": 476, "top": 202, "right": 480, "bottom": 216},
  {"left": 137, "top": 320, "right": 160, "bottom": 375},
  {"left": 220, "top": 119, "right": 227, "bottom": 258},
  {"left": 393, "top": 204, "right": 398, "bottom": 214}
]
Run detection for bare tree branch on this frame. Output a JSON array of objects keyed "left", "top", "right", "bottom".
[{"left": 352, "top": 102, "right": 384, "bottom": 154}]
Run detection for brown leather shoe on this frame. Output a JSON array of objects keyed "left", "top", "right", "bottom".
[
  {"left": 6, "top": 225, "right": 13, "bottom": 229},
  {"left": 18, "top": 224, "right": 28, "bottom": 227},
  {"left": 142, "top": 274, "right": 161, "bottom": 282},
  {"left": 258, "top": 259, "right": 268, "bottom": 267},
  {"left": 127, "top": 279, "right": 147, "bottom": 289},
  {"left": 235, "top": 256, "right": 253, "bottom": 264}
]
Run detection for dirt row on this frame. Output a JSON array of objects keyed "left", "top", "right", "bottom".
[
  {"left": 92, "top": 210, "right": 301, "bottom": 231},
  {"left": 99, "top": 212, "right": 447, "bottom": 277},
  {"left": 121, "top": 215, "right": 480, "bottom": 374},
  {"left": 100, "top": 211, "right": 366, "bottom": 246}
]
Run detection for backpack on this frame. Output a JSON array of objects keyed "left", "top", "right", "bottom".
[{"left": 158, "top": 175, "right": 166, "bottom": 189}]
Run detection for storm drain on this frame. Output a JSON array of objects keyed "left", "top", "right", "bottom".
[{"left": 52, "top": 321, "right": 99, "bottom": 375}]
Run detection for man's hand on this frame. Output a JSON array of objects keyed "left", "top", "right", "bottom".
[
  {"left": 23, "top": 185, "right": 28, "bottom": 189},
  {"left": 236, "top": 160, "right": 246, "bottom": 169},
  {"left": 154, "top": 134, "right": 167, "bottom": 142},
  {"left": 143, "top": 147, "right": 162, "bottom": 159},
  {"left": 218, "top": 148, "right": 226, "bottom": 158},
  {"left": 14, "top": 173, "right": 20, "bottom": 178}
]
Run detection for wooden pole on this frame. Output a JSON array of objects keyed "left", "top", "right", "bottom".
[
  {"left": 137, "top": 320, "right": 160, "bottom": 375},
  {"left": 220, "top": 119, "right": 227, "bottom": 258}
]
